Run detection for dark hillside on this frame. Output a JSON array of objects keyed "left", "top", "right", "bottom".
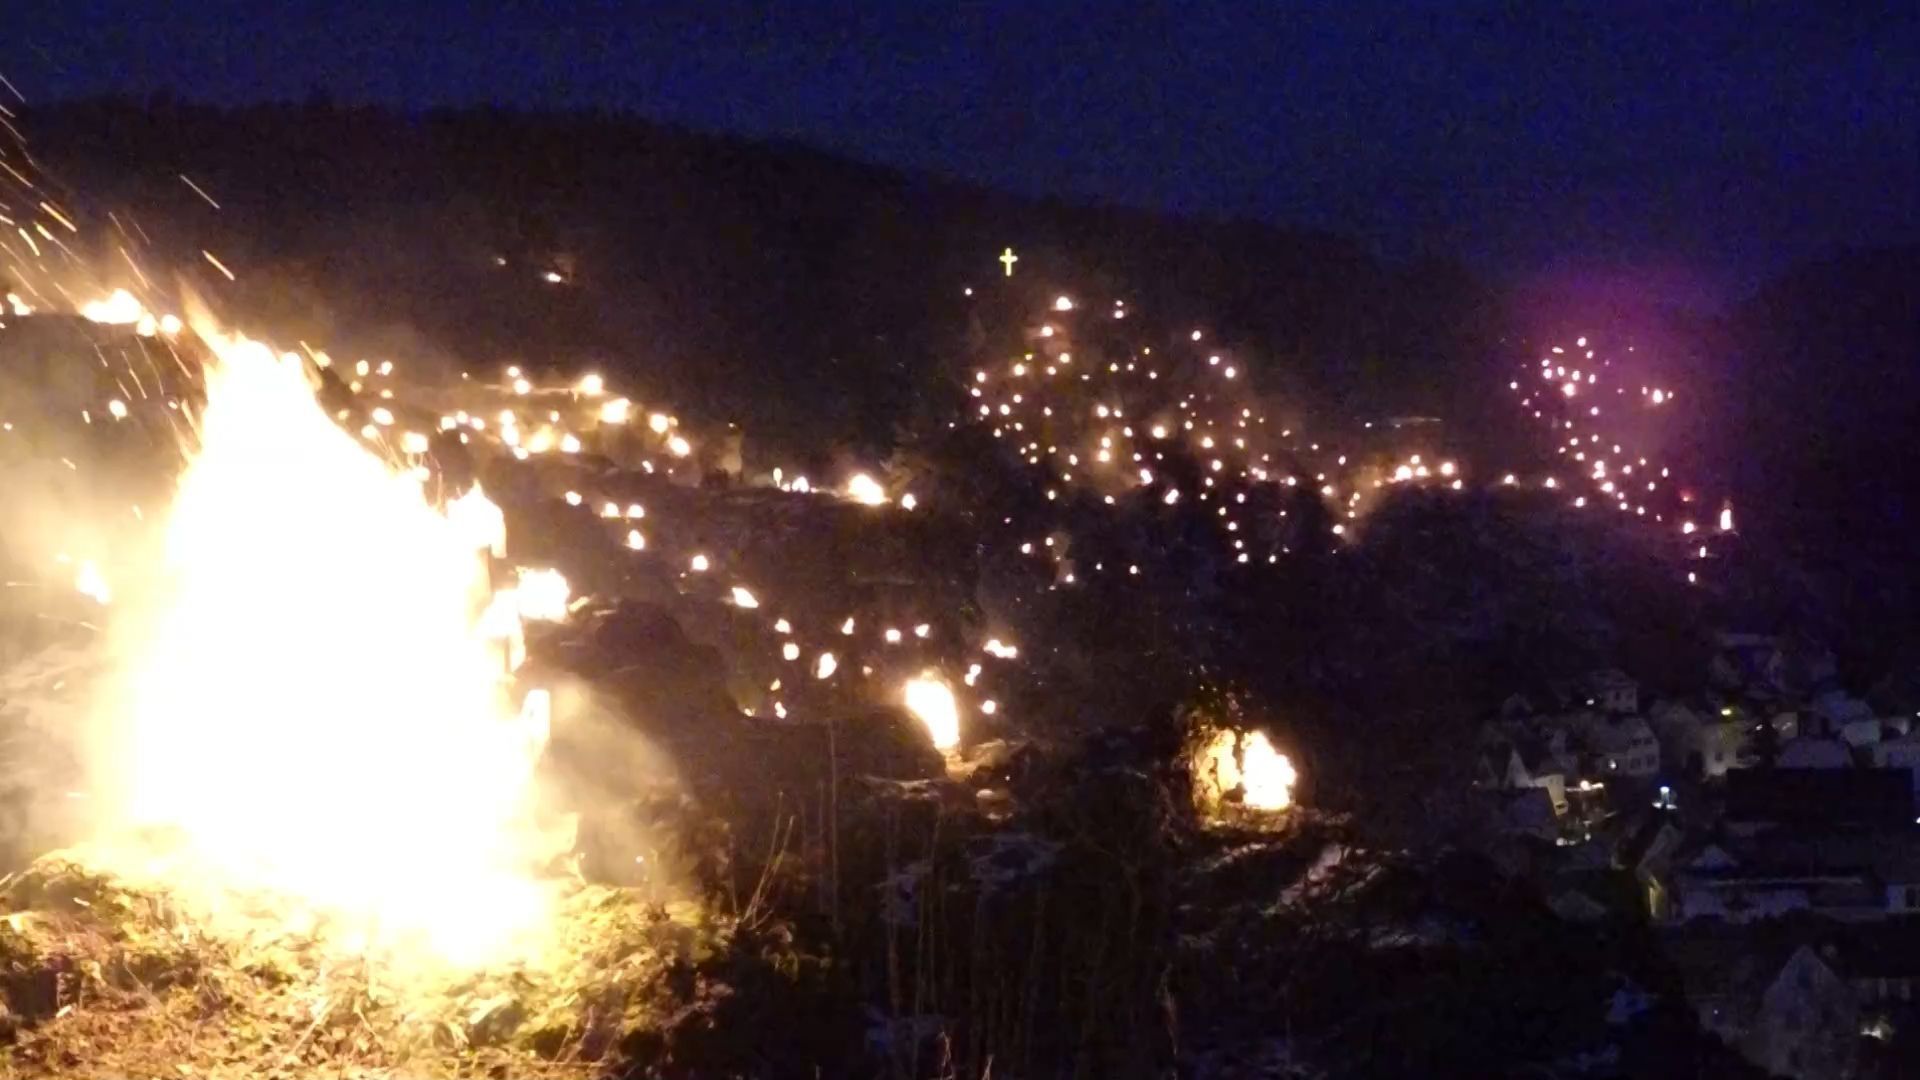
[{"left": 23, "top": 97, "right": 1499, "bottom": 460}]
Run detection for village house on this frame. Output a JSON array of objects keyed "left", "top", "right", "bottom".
[
  {"left": 1837, "top": 717, "right": 1885, "bottom": 749},
  {"left": 1655, "top": 770, "right": 1919, "bottom": 926},
  {"left": 1495, "top": 787, "right": 1560, "bottom": 842},
  {"left": 1497, "top": 691, "right": 1536, "bottom": 722},
  {"left": 1722, "top": 767, "right": 1913, "bottom": 837},
  {"left": 1582, "top": 668, "right": 1639, "bottom": 715},
  {"left": 1670, "top": 924, "right": 1920, "bottom": 1080},
  {"left": 1670, "top": 840, "right": 1885, "bottom": 924},
  {"left": 1476, "top": 729, "right": 1573, "bottom": 813},
  {"left": 1744, "top": 945, "right": 1861, "bottom": 1080},
  {"left": 1882, "top": 858, "right": 1920, "bottom": 917},
  {"left": 1671, "top": 938, "right": 1857, "bottom": 1079},
  {"left": 1475, "top": 742, "right": 1523, "bottom": 790},
  {"left": 1585, "top": 714, "right": 1661, "bottom": 778},
  {"left": 1711, "top": 633, "right": 1790, "bottom": 698},
  {"left": 1649, "top": 699, "right": 1757, "bottom": 778},
  {"left": 1646, "top": 699, "right": 1700, "bottom": 766},
  {"left": 1871, "top": 733, "right": 1920, "bottom": 794},
  {"left": 1614, "top": 811, "right": 1685, "bottom": 919},
  {"left": 1835, "top": 922, "right": 1920, "bottom": 1008},
  {"left": 1699, "top": 715, "right": 1759, "bottom": 777},
  {"left": 1710, "top": 632, "right": 1838, "bottom": 703},
  {"left": 1547, "top": 885, "right": 1609, "bottom": 923},
  {"left": 1777, "top": 736, "right": 1854, "bottom": 770},
  {"left": 1809, "top": 689, "right": 1876, "bottom": 742}
]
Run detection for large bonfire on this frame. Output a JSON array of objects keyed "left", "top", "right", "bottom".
[
  {"left": 92, "top": 322, "right": 563, "bottom": 964},
  {"left": 0, "top": 311, "right": 731, "bottom": 1077}
]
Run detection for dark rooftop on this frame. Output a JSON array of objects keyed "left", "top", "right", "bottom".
[{"left": 1723, "top": 767, "right": 1915, "bottom": 830}]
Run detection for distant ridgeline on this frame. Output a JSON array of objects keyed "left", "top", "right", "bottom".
[{"left": 21, "top": 97, "right": 1494, "bottom": 461}]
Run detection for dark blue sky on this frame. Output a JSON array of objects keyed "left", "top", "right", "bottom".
[{"left": 8, "top": 2, "right": 1916, "bottom": 299}]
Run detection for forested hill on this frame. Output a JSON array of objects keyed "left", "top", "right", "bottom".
[
  {"left": 20, "top": 98, "right": 1917, "bottom": 658},
  {"left": 19, "top": 96, "right": 1496, "bottom": 457},
  {"left": 1713, "top": 244, "right": 1920, "bottom": 675}
]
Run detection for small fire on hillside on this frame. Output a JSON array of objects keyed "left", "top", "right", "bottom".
[
  {"left": 1190, "top": 712, "right": 1299, "bottom": 819},
  {"left": 1196, "top": 728, "right": 1297, "bottom": 812}
]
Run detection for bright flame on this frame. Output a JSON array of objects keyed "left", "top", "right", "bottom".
[
  {"left": 903, "top": 674, "right": 960, "bottom": 751},
  {"left": 512, "top": 566, "right": 572, "bottom": 621},
  {"left": 1198, "top": 728, "right": 1296, "bottom": 812},
  {"left": 447, "top": 484, "right": 507, "bottom": 557},
  {"left": 845, "top": 473, "right": 888, "bottom": 506},
  {"left": 101, "top": 327, "right": 559, "bottom": 966},
  {"left": 74, "top": 560, "right": 111, "bottom": 605},
  {"left": 80, "top": 288, "right": 147, "bottom": 325},
  {"left": 1238, "top": 731, "right": 1297, "bottom": 810}
]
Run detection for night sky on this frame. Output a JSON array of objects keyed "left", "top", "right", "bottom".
[{"left": 9, "top": 2, "right": 1916, "bottom": 302}]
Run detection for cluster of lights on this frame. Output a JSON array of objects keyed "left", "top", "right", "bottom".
[
  {"left": 1506, "top": 334, "right": 1733, "bottom": 577},
  {"left": 12, "top": 245, "right": 1739, "bottom": 784}
]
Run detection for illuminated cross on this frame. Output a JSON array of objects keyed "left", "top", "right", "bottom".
[{"left": 999, "top": 247, "right": 1019, "bottom": 277}]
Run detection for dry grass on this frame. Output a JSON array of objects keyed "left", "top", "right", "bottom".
[{"left": 0, "top": 855, "right": 732, "bottom": 1079}]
